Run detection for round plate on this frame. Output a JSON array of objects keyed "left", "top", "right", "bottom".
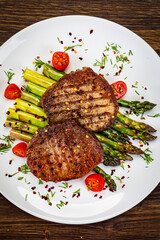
[{"left": 0, "top": 15, "right": 160, "bottom": 224}]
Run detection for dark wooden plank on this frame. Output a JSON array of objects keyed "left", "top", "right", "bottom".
[{"left": 0, "top": 0, "right": 159, "bottom": 239}]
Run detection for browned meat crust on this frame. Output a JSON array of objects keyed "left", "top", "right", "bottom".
[
  {"left": 42, "top": 67, "right": 119, "bottom": 131},
  {"left": 26, "top": 120, "right": 103, "bottom": 182}
]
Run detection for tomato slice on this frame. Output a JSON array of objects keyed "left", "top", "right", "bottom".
[
  {"left": 111, "top": 81, "right": 127, "bottom": 99},
  {"left": 12, "top": 142, "right": 27, "bottom": 157},
  {"left": 52, "top": 51, "right": 69, "bottom": 71},
  {"left": 85, "top": 174, "right": 105, "bottom": 192},
  {"left": 4, "top": 83, "right": 21, "bottom": 100}
]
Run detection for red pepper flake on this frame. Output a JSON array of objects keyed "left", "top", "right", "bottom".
[
  {"left": 78, "top": 39, "right": 82, "bottom": 42},
  {"left": 90, "top": 29, "right": 93, "bottom": 34},
  {"left": 5, "top": 173, "right": 8, "bottom": 176},
  {"left": 128, "top": 165, "right": 131, "bottom": 168},
  {"left": 94, "top": 194, "right": 98, "bottom": 197},
  {"left": 51, "top": 186, "right": 54, "bottom": 189},
  {"left": 18, "top": 167, "right": 21, "bottom": 171},
  {"left": 48, "top": 60, "right": 51, "bottom": 64},
  {"left": 113, "top": 51, "right": 116, "bottom": 54},
  {"left": 145, "top": 87, "right": 147, "bottom": 90},
  {"left": 31, "top": 186, "right": 36, "bottom": 190},
  {"left": 146, "top": 142, "right": 149, "bottom": 146},
  {"left": 60, "top": 41, "right": 63, "bottom": 44},
  {"left": 45, "top": 179, "right": 48, "bottom": 182},
  {"left": 65, "top": 201, "right": 68, "bottom": 205},
  {"left": 37, "top": 56, "right": 40, "bottom": 59},
  {"left": 69, "top": 32, "right": 72, "bottom": 36},
  {"left": 8, "top": 174, "right": 12, "bottom": 178},
  {"left": 122, "top": 184, "right": 125, "bottom": 188},
  {"left": 79, "top": 57, "right": 83, "bottom": 60},
  {"left": 9, "top": 160, "right": 12, "bottom": 165},
  {"left": 74, "top": 37, "right": 76, "bottom": 39},
  {"left": 127, "top": 59, "right": 130, "bottom": 62},
  {"left": 71, "top": 48, "right": 74, "bottom": 51},
  {"left": 121, "top": 176, "right": 125, "bottom": 179},
  {"left": 99, "top": 73, "right": 104, "bottom": 77},
  {"left": 33, "top": 191, "right": 36, "bottom": 194},
  {"left": 140, "top": 144, "right": 143, "bottom": 147},
  {"left": 128, "top": 141, "right": 132, "bottom": 145},
  {"left": 21, "top": 69, "right": 24, "bottom": 72},
  {"left": 111, "top": 169, "right": 115, "bottom": 176},
  {"left": 99, "top": 196, "right": 102, "bottom": 199},
  {"left": 48, "top": 188, "right": 51, "bottom": 192},
  {"left": 49, "top": 202, "right": 52, "bottom": 206},
  {"left": 77, "top": 193, "right": 80, "bottom": 198},
  {"left": 45, "top": 185, "right": 48, "bottom": 188},
  {"left": 141, "top": 96, "right": 144, "bottom": 99},
  {"left": 60, "top": 190, "right": 63, "bottom": 192},
  {"left": 69, "top": 185, "right": 72, "bottom": 188},
  {"left": 72, "top": 194, "right": 76, "bottom": 198},
  {"left": 142, "top": 117, "right": 146, "bottom": 120}
]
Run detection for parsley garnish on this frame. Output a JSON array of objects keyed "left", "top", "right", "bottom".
[
  {"left": 131, "top": 85, "right": 138, "bottom": 88},
  {"left": 129, "top": 50, "right": 133, "bottom": 56},
  {"left": 120, "top": 164, "right": 125, "bottom": 170},
  {"left": 25, "top": 194, "right": 28, "bottom": 201},
  {"left": 140, "top": 148, "right": 154, "bottom": 165},
  {"left": 135, "top": 90, "right": 140, "bottom": 95},
  {"left": 34, "top": 58, "right": 45, "bottom": 70},
  {"left": 51, "top": 191, "right": 55, "bottom": 197},
  {"left": 115, "top": 176, "right": 121, "bottom": 181},
  {"left": 11, "top": 164, "right": 30, "bottom": 176},
  {"left": 0, "top": 135, "right": 15, "bottom": 154},
  {"left": 38, "top": 179, "right": 43, "bottom": 184},
  {"left": 4, "top": 69, "right": 15, "bottom": 84},
  {"left": 56, "top": 200, "right": 66, "bottom": 209},
  {"left": 64, "top": 44, "right": 82, "bottom": 52},
  {"left": 147, "top": 113, "right": 160, "bottom": 118},
  {"left": 18, "top": 177, "right": 24, "bottom": 180},
  {"left": 73, "top": 188, "right": 80, "bottom": 194},
  {"left": 59, "top": 182, "right": 68, "bottom": 189}
]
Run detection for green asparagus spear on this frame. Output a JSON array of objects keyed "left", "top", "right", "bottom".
[
  {"left": 26, "top": 82, "right": 46, "bottom": 97},
  {"left": 117, "top": 98, "right": 157, "bottom": 115},
  {"left": 93, "top": 166, "right": 116, "bottom": 191},
  {"left": 43, "top": 63, "right": 65, "bottom": 81},
  {"left": 24, "top": 68, "right": 56, "bottom": 88},
  {"left": 103, "top": 154, "right": 121, "bottom": 166},
  {"left": 111, "top": 121, "right": 157, "bottom": 141},
  {"left": 5, "top": 119, "right": 39, "bottom": 134},
  {"left": 116, "top": 111, "right": 156, "bottom": 132},
  {"left": 10, "top": 129, "right": 33, "bottom": 142},
  {"left": 15, "top": 99, "right": 47, "bottom": 118},
  {"left": 95, "top": 133, "right": 144, "bottom": 154},
  {"left": 100, "top": 128, "right": 129, "bottom": 143},
  {"left": 7, "top": 108, "right": 48, "bottom": 128},
  {"left": 21, "top": 91, "right": 42, "bottom": 106},
  {"left": 102, "top": 143, "right": 133, "bottom": 161}
]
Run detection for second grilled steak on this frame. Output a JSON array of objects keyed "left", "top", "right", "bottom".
[
  {"left": 26, "top": 120, "right": 103, "bottom": 182},
  {"left": 42, "top": 67, "right": 118, "bottom": 131}
]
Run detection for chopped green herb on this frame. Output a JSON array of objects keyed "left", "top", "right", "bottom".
[
  {"left": 56, "top": 200, "right": 66, "bottom": 209},
  {"left": 84, "top": 49, "right": 88, "bottom": 51},
  {"left": 129, "top": 50, "right": 133, "bottom": 56},
  {"left": 25, "top": 194, "right": 28, "bottom": 201},
  {"left": 4, "top": 70, "right": 15, "bottom": 84},
  {"left": 124, "top": 76, "right": 128, "bottom": 80},
  {"left": 140, "top": 148, "right": 154, "bottom": 165},
  {"left": 34, "top": 58, "right": 45, "bottom": 71},
  {"left": 64, "top": 44, "right": 82, "bottom": 52},
  {"left": 73, "top": 188, "right": 80, "bottom": 194},
  {"left": 17, "top": 177, "right": 24, "bottom": 180},
  {"left": 0, "top": 135, "right": 15, "bottom": 154},
  {"left": 46, "top": 193, "right": 51, "bottom": 204},
  {"left": 38, "top": 192, "right": 41, "bottom": 197},
  {"left": 120, "top": 164, "right": 125, "bottom": 170},
  {"left": 110, "top": 59, "right": 113, "bottom": 65},
  {"left": 11, "top": 164, "right": 30, "bottom": 177},
  {"left": 131, "top": 85, "right": 138, "bottom": 88},
  {"left": 59, "top": 182, "right": 68, "bottom": 189},
  {"left": 57, "top": 37, "right": 60, "bottom": 43},
  {"left": 51, "top": 191, "right": 56, "bottom": 197},
  {"left": 147, "top": 113, "right": 160, "bottom": 118},
  {"left": 135, "top": 90, "right": 140, "bottom": 95},
  {"left": 39, "top": 179, "right": 43, "bottom": 184},
  {"left": 63, "top": 196, "right": 67, "bottom": 198},
  {"left": 115, "top": 176, "right": 121, "bottom": 181}
]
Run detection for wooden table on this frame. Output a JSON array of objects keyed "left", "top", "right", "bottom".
[{"left": 0, "top": 0, "right": 160, "bottom": 239}]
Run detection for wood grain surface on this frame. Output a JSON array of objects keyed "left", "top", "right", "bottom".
[{"left": 0, "top": 0, "right": 160, "bottom": 239}]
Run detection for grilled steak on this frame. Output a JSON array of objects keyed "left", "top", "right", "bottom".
[
  {"left": 42, "top": 67, "right": 118, "bottom": 131},
  {"left": 26, "top": 120, "right": 103, "bottom": 182}
]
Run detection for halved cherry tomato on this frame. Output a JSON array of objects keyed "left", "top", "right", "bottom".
[
  {"left": 85, "top": 174, "right": 105, "bottom": 192},
  {"left": 12, "top": 142, "right": 27, "bottom": 157},
  {"left": 111, "top": 81, "right": 127, "bottom": 99},
  {"left": 52, "top": 51, "right": 69, "bottom": 71},
  {"left": 4, "top": 83, "right": 21, "bottom": 100}
]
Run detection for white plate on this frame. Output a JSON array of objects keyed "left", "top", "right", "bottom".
[{"left": 0, "top": 15, "right": 160, "bottom": 224}]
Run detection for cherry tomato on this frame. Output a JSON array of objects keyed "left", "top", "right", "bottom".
[
  {"left": 12, "top": 142, "right": 27, "bottom": 157},
  {"left": 4, "top": 83, "right": 21, "bottom": 100},
  {"left": 52, "top": 51, "right": 69, "bottom": 71},
  {"left": 111, "top": 81, "right": 127, "bottom": 99},
  {"left": 85, "top": 174, "right": 105, "bottom": 192}
]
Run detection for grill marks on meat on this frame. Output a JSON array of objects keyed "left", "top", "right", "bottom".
[
  {"left": 42, "top": 67, "right": 118, "bottom": 131},
  {"left": 26, "top": 120, "right": 103, "bottom": 182}
]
